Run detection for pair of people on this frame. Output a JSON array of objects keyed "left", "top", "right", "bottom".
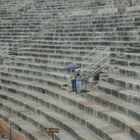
[{"left": 70, "top": 69, "right": 82, "bottom": 94}]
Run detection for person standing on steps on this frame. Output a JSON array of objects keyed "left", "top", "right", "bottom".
[
  {"left": 70, "top": 69, "right": 77, "bottom": 94},
  {"left": 75, "top": 69, "right": 82, "bottom": 94}
]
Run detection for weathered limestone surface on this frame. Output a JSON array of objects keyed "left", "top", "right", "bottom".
[{"left": 0, "top": 0, "right": 140, "bottom": 140}]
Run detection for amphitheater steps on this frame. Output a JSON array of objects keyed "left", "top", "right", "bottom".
[
  {"left": 118, "top": 66, "right": 140, "bottom": 79},
  {"left": 81, "top": 90, "right": 140, "bottom": 121},
  {"left": 0, "top": 108, "right": 51, "bottom": 140},
  {"left": 19, "top": 47, "right": 91, "bottom": 52},
  {"left": 110, "top": 59, "right": 140, "bottom": 68},
  {"left": 17, "top": 52, "right": 84, "bottom": 63},
  {"left": 0, "top": 70, "right": 67, "bottom": 89},
  {"left": 1, "top": 67, "right": 140, "bottom": 106},
  {"left": 20, "top": 113, "right": 76, "bottom": 140},
  {"left": 0, "top": 87, "right": 134, "bottom": 140},
  {"left": 0, "top": 91, "right": 101, "bottom": 140},
  {"left": 0, "top": 2, "right": 140, "bottom": 140},
  {"left": 0, "top": 67, "right": 62, "bottom": 80},
  {"left": 0, "top": 66, "right": 68, "bottom": 81},
  {"left": 7, "top": 59, "right": 65, "bottom": 72},
  {"left": 0, "top": 75, "right": 138, "bottom": 140},
  {"left": 24, "top": 83, "right": 139, "bottom": 137},
  {"left": 1, "top": 63, "right": 68, "bottom": 80},
  {"left": 108, "top": 75, "right": 140, "bottom": 92},
  {"left": 14, "top": 55, "right": 83, "bottom": 66},
  {"left": 0, "top": 100, "right": 76, "bottom": 140},
  {"left": 98, "top": 82, "right": 140, "bottom": 104},
  {"left": 7, "top": 56, "right": 82, "bottom": 67},
  {"left": 19, "top": 47, "right": 91, "bottom": 54},
  {"left": 18, "top": 47, "right": 103, "bottom": 57}
]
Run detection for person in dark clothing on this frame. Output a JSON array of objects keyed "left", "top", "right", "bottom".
[
  {"left": 94, "top": 72, "right": 100, "bottom": 81},
  {"left": 93, "top": 70, "right": 103, "bottom": 84}
]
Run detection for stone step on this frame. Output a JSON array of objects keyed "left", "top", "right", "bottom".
[
  {"left": 0, "top": 108, "right": 51, "bottom": 140},
  {"left": 0, "top": 70, "right": 66, "bottom": 88},
  {"left": 109, "top": 65, "right": 140, "bottom": 80},
  {"left": 14, "top": 55, "right": 83, "bottom": 66},
  {"left": 108, "top": 75, "right": 140, "bottom": 91},
  {"left": 110, "top": 49, "right": 140, "bottom": 55},
  {"left": 7, "top": 55, "right": 105, "bottom": 73},
  {"left": 19, "top": 81, "right": 140, "bottom": 138},
  {"left": 0, "top": 78, "right": 139, "bottom": 139},
  {"left": 18, "top": 48, "right": 88, "bottom": 54},
  {"left": 118, "top": 66, "right": 140, "bottom": 78},
  {"left": 0, "top": 92, "right": 100, "bottom": 140},
  {"left": 110, "top": 58, "right": 140, "bottom": 66},
  {"left": 0, "top": 66, "right": 67, "bottom": 82},
  {"left": 0, "top": 3, "right": 140, "bottom": 140},
  {"left": 19, "top": 47, "right": 92, "bottom": 53},
  {"left": 0, "top": 87, "right": 114, "bottom": 140},
  {"left": 98, "top": 82, "right": 140, "bottom": 104},
  {"left": 11, "top": 54, "right": 86, "bottom": 67},
  {"left": 4, "top": 65, "right": 68, "bottom": 79},
  {"left": 110, "top": 59, "right": 140, "bottom": 67},
  {"left": 6, "top": 55, "right": 83, "bottom": 68},
  {"left": 0, "top": 87, "right": 125, "bottom": 140},
  {"left": 7, "top": 59, "right": 65, "bottom": 71},
  {"left": 0, "top": 98, "right": 76, "bottom": 140},
  {"left": 17, "top": 50, "right": 83, "bottom": 57},
  {"left": 81, "top": 89, "right": 140, "bottom": 121},
  {"left": 18, "top": 48, "right": 105, "bottom": 57},
  {"left": 0, "top": 65, "right": 68, "bottom": 80}
]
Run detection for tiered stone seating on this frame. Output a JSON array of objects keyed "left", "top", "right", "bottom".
[
  {"left": 0, "top": 0, "right": 140, "bottom": 140},
  {"left": 0, "top": 74, "right": 137, "bottom": 140},
  {"left": 98, "top": 45, "right": 140, "bottom": 103}
]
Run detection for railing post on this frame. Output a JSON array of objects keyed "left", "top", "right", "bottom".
[
  {"left": 52, "top": 133, "right": 55, "bottom": 140},
  {"left": 9, "top": 123, "right": 12, "bottom": 140}
]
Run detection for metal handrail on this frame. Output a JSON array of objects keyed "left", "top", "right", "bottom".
[
  {"left": 82, "top": 47, "right": 97, "bottom": 59},
  {"left": 82, "top": 46, "right": 107, "bottom": 59},
  {"left": 84, "top": 47, "right": 109, "bottom": 63},
  {"left": 82, "top": 46, "right": 109, "bottom": 68},
  {"left": 93, "top": 61, "right": 109, "bottom": 74},
  {"left": 81, "top": 46, "right": 110, "bottom": 78},
  {"left": 82, "top": 54, "right": 109, "bottom": 71}
]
